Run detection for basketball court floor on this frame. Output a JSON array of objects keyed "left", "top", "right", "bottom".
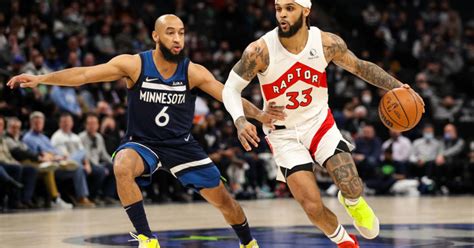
[{"left": 0, "top": 196, "right": 473, "bottom": 247}]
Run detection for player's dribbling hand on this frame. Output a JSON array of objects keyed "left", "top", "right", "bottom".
[
  {"left": 257, "top": 101, "right": 286, "bottom": 130},
  {"left": 235, "top": 116, "right": 260, "bottom": 151},
  {"left": 7, "top": 74, "right": 41, "bottom": 89},
  {"left": 400, "top": 84, "right": 425, "bottom": 113}
]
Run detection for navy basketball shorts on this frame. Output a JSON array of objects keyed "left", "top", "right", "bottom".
[{"left": 113, "top": 139, "right": 221, "bottom": 190}]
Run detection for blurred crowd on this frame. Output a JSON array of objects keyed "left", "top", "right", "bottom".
[{"left": 0, "top": 0, "right": 473, "bottom": 211}]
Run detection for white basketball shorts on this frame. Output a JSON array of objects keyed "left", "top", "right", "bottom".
[{"left": 265, "top": 109, "right": 354, "bottom": 182}]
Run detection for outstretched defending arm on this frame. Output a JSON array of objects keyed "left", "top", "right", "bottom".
[{"left": 7, "top": 54, "right": 140, "bottom": 89}]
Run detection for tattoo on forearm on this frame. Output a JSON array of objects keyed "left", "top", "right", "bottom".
[
  {"left": 355, "top": 60, "right": 402, "bottom": 90},
  {"left": 242, "top": 99, "right": 259, "bottom": 119},
  {"left": 233, "top": 42, "right": 269, "bottom": 80},
  {"left": 326, "top": 152, "right": 363, "bottom": 199}
]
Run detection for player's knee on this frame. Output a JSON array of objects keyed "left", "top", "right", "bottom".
[
  {"left": 113, "top": 162, "right": 135, "bottom": 180},
  {"left": 301, "top": 201, "right": 324, "bottom": 220}
]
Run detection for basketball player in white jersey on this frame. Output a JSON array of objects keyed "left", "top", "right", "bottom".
[{"left": 223, "top": 0, "right": 424, "bottom": 247}]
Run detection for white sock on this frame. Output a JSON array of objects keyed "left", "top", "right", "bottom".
[
  {"left": 344, "top": 197, "right": 360, "bottom": 206},
  {"left": 328, "top": 224, "right": 354, "bottom": 244}
]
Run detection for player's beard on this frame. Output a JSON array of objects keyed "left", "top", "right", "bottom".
[
  {"left": 278, "top": 13, "right": 304, "bottom": 38},
  {"left": 159, "top": 40, "right": 185, "bottom": 63}
]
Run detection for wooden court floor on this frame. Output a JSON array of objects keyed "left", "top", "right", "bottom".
[{"left": 0, "top": 196, "right": 473, "bottom": 248}]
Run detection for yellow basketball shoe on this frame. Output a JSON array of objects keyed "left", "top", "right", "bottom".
[
  {"left": 129, "top": 232, "right": 160, "bottom": 248},
  {"left": 338, "top": 191, "right": 380, "bottom": 239},
  {"left": 240, "top": 239, "right": 259, "bottom": 248}
]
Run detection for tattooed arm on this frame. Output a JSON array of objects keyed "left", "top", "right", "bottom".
[
  {"left": 232, "top": 39, "right": 269, "bottom": 81},
  {"left": 321, "top": 31, "right": 403, "bottom": 91},
  {"left": 222, "top": 39, "right": 270, "bottom": 151}
]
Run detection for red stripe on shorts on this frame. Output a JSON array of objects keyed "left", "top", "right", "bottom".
[
  {"left": 309, "top": 109, "right": 335, "bottom": 157},
  {"left": 265, "top": 136, "right": 274, "bottom": 154}
]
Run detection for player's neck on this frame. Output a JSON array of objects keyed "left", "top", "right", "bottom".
[
  {"left": 278, "top": 27, "right": 309, "bottom": 54},
  {"left": 152, "top": 49, "right": 178, "bottom": 77}
]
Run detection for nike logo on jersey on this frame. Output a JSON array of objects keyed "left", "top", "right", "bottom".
[
  {"left": 184, "top": 133, "right": 191, "bottom": 142},
  {"left": 145, "top": 77, "right": 160, "bottom": 82}
]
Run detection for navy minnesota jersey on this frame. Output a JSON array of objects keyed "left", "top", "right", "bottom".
[{"left": 125, "top": 50, "right": 196, "bottom": 142}]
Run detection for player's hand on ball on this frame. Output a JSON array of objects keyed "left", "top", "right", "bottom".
[
  {"left": 7, "top": 74, "right": 41, "bottom": 89},
  {"left": 258, "top": 101, "right": 286, "bottom": 130},
  {"left": 235, "top": 117, "right": 260, "bottom": 151},
  {"left": 400, "top": 84, "right": 425, "bottom": 113}
]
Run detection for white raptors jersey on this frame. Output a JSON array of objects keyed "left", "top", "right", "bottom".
[{"left": 258, "top": 27, "right": 329, "bottom": 130}]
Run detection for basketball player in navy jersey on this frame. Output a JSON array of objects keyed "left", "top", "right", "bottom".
[{"left": 8, "top": 15, "right": 282, "bottom": 248}]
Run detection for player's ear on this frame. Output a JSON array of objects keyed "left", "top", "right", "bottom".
[
  {"left": 152, "top": 30, "right": 159, "bottom": 43},
  {"left": 303, "top": 8, "right": 310, "bottom": 17}
]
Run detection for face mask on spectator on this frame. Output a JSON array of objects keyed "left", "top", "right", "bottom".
[
  {"left": 444, "top": 133, "right": 453, "bottom": 140},
  {"left": 423, "top": 132, "right": 434, "bottom": 140},
  {"left": 362, "top": 95, "right": 372, "bottom": 104}
]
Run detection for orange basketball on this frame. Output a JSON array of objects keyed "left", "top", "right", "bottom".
[{"left": 378, "top": 87, "right": 423, "bottom": 132}]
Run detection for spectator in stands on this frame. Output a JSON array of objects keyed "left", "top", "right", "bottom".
[
  {"left": 21, "top": 50, "right": 51, "bottom": 76},
  {"left": 409, "top": 124, "right": 444, "bottom": 191},
  {"left": 52, "top": 113, "right": 105, "bottom": 203},
  {"left": 22, "top": 111, "right": 94, "bottom": 207},
  {"left": 362, "top": 4, "right": 381, "bottom": 27},
  {"left": 4, "top": 117, "right": 73, "bottom": 209},
  {"left": 115, "top": 24, "right": 134, "bottom": 54},
  {"left": 353, "top": 125, "right": 382, "bottom": 179},
  {"left": 381, "top": 131, "right": 412, "bottom": 177},
  {"left": 100, "top": 116, "right": 122, "bottom": 156},
  {"left": 437, "top": 123, "right": 465, "bottom": 193},
  {"left": 93, "top": 25, "right": 116, "bottom": 61},
  {"left": 379, "top": 147, "right": 421, "bottom": 197},
  {"left": 0, "top": 116, "right": 38, "bottom": 209},
  {"left": 79, "top": 113, "right": 117, "bottom": 204},
  {"left": 429, "top": 93, "right": 463, "bottom": 124},
  {"left": 0, "top": 163, "right": 23, "bottom": 211},
  {"left": 50, "top": 86, "right": 82, "bottom": 118}
]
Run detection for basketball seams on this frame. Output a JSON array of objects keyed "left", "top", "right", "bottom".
[
  {"left": 380, "top": 94, "right": 407, "bottom": 130},
  {"left": 390, "top": 90, "right": 410, "bottom": 128}
]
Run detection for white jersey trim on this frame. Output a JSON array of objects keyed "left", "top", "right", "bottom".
[{"left": 142, "top": 82, "right": 186, "bottom": 92}]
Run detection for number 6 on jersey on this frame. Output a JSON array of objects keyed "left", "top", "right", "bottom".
[{"left": 155, "top": 106, "right": 170, "bottom": 127}]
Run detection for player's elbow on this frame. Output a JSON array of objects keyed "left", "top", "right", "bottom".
[{"left": 222, "top": 86, "right": 235, "bottom": 106}]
